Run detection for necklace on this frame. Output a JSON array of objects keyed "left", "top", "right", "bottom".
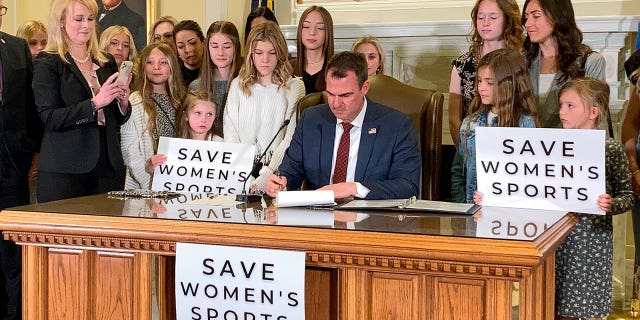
[
  {"left": 307, "top": 59, "right": 323, "bottom": 64},
  {"left": 71, "top": 52, "right": 90, "bottom": 64}
]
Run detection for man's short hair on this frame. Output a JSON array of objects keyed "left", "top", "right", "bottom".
[{"left": 326, "top": 51, "right": 368, "bottom": 88}]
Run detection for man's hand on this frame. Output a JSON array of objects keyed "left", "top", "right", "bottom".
[
  {"left": 318, "top": 182, "right": 357, "bottom": 199},
  {"left": 266, "top": 174, "right": 287, "bottom": 197}
]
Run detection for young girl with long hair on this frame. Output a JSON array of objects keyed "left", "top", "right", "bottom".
[
  {"left": 190, "top": 21, "right": 242, "bottom": 137},
  {"left": 459, "top": 48, "right": 539, "bottom": 203},
  {"left": 120, "top": 42, "right": 186, "bottom": 190},
  {"left": 291, "top": 6, "right": 334, "bottom": 95},
  {"left": 449, "top": 0, "right": 524, "bottom": 145},
  {"left": 224, "top": 21, "right": 305, "bottom": 193},
  {"left": 146, "top": 90, "right": 222, "bottom": 174},
  {"left": 554, "top": 78, "right": 634, "bottom": 320}
]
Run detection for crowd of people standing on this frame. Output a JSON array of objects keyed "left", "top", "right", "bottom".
[{"left": 0, "top": 0, "right": 636, "bottom": 319}]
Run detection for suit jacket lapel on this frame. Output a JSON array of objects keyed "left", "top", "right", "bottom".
[
  {"left": 355, "top": 105, "right": 378, "bottom": 181},
  {"left": 320, "top": 109, "right": 336, "bottom": 185},
  {"left": 66, "top": 53, "right": 93, "bottom": 96}
]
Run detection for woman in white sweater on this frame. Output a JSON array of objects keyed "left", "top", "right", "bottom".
[
  {"left": 120, "top": 42, "right": 186, "bottom": 189},
  {"left": 224, "top": 21, "right": 305, "bottom": 192}
]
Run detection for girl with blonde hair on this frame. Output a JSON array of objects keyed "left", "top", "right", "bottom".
[
  {"left": 16, "top": 20, "right": 47, "bottom": 59},
  {"left": 224, "top": 21, "right": 305, "bottom": 193},
  {"left": 99, "top": 25, "right": 137, "bottom": 68}
]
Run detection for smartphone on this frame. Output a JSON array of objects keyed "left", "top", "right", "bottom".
[{"left": 116, "top": 61, "right": 133, "bottom": 85}]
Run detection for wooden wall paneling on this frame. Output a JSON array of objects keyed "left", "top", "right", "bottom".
[
  {"left": 23, "top": 245, "right": 48, "bottom": 320},
  {"left": 133, "top": 252, "right": 153, "bottom": 320},
  {"left": 94, "top": 251, "right": 134, "bottom": 319},
  {"left": 305, "top": 267, "right": 338, "bottom": 320},
  {"left": 47, "top": 248, "right": 92, "bottom": 320},
  {"left": 369, "top": 272, "right": 424, "bottom": 320},
  {"left": 432, "top": 276, "right": 485, "bottom": 320}
]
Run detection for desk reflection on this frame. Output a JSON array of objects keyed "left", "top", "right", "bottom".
[{"left": 17, "top": 193, "right": 568, "bottom": 241}]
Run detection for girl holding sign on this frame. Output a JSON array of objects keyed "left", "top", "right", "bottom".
[
  {"left": 553, "top": 78, "right": 634, "bottom": 320},
  {"left": 145, "top": 90, "right": 222, "bottom": 174},
  {"left": 458, "top": 48, "right": 539, "bottom": 203},
  {"left": 121, "top": 42, "right": 187, "bottom": 190},
  {"left": 223, "top": 21, "right": 305, "bottom": 194}
]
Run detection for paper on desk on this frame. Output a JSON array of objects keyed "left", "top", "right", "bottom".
[{"left": 276, "top": 190, "right": 335, "bottom": 207}]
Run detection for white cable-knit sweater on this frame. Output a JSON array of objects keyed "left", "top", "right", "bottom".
[
  {"left": 223, "top": 76, "right": 305, "bottom": 191},
  {"left": 120, "top": 92, "right": 155, "bottom": 190}
]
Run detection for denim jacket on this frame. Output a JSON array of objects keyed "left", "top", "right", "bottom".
[{"left": 458, "top": 112, "right": 537, "bottom": 203}]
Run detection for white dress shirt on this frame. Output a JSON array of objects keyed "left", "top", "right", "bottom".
[{"left": 330, "top": 98, "right": 370, "bottom": 198}]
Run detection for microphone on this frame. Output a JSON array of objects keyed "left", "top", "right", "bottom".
[{"left": 236, "top": 119, "right": 291, "bottom": 202}]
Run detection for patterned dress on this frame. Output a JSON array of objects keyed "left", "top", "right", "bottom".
[
  {"left": 555, "top": 137, "right": 634, "bottom": 317},
  {"left": 452, "top": 51, "right": 478, "bottom": 118}
]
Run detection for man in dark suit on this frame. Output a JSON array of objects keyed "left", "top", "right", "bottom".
[
  {"left": 0, "top": 1, "right": 43, "bottom": 318},
  {"left": 98, "top": 0, "right": 146, "bottom": 51},
  {"left": 266, "top": 51, "right": 421, "bottom": 200}
]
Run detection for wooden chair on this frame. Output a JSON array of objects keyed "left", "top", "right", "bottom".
[{"left": 294, "top": 75, "right": 444, "bottom": 200}]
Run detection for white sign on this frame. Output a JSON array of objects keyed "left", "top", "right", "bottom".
[
  {"left": 176, "top": 243, "right": 305, "bottom": 320},
  {"left": 476, "top": 127, "right": 605, "bottom": 214},
  {"left": 152, "top": 137, "right": 255, "bottom": 194}
]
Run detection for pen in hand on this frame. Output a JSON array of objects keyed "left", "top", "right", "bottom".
[{"left": 274, "top": 170, "right": 286, "bottom": 191}]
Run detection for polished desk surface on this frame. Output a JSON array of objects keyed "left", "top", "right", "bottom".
[{"left": 4, "top": 193, "right": 569, "bottom": 242}]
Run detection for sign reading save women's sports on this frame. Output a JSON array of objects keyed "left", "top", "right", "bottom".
[
  {"left": 476, "top": 127, "right": 605, "bottom": 214},
  {"left": 151, "top": 137, "right": 256, "bottom": 194}
]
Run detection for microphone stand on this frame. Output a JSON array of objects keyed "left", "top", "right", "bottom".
[{"left": 236, "top": 119, "right": 291, "bottom": 202}]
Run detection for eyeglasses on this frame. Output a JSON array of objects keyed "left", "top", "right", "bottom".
[{"left": 0, "top": 7, "right": 7, "bottom": 16}]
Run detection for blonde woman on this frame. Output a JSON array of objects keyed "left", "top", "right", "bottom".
[
  {"left": 99, "top": 25, "right": 137, "bottom": 68},
  {"left": 148, "top": 15, "right": 178, "bottom": 50},
  {"left": 224, "top": 21, "right": 305, "bottom": 193},
  {"left": 351, "top": 36, "right": 385, "bottom": 77},
  {"left": 33, "top": 0, "right": 131, "bottom": 202}
]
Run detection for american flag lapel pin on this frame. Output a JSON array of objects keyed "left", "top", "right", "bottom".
[{"left": 368, "top": 128, "right": 377, "bottom": 134}]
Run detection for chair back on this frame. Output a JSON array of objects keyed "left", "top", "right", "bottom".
[
  {"left": 367, "top": 74, "right": 444, "bottom": 200},
  {"left": 296, "top": 91, "right": 327, "bottom": 120}
]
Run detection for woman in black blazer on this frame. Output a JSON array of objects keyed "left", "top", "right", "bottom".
[{"left": 33, "top": 0, "right": 131, "bottom": 202}]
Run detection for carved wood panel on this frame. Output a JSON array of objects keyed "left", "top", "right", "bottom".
[
  {"left": 430, "top": 277, "right": 487, "bottom": 320},
  {"left": 369, "top": 272, "right": 425, "bottom": 320},
  {"left": 47, "top": 248, "right": 90, "bottom": 319},
  {"left": 94, "top": 252, "right": 134, "bottom": 319}
]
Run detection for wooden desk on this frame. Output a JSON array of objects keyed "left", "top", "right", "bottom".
[{"left": 0, "top": 194, "right": 575, "bottom": 320}]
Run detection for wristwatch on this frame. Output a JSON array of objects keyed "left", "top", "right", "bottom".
[{"left": 90, "top": 100, "right": 98, "bottom": 115}]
